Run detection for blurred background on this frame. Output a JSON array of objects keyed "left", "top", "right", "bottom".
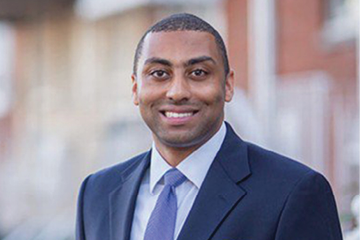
[{"left": 0, "top": 0, "right": 358, "bottom": 239}]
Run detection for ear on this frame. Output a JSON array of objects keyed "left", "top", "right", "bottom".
[
  {"left": 131, "top": 74, "right": 139, "bottom": 106},
  {"left": 225, "top": 69, "right": 234, "bottom": 102}
]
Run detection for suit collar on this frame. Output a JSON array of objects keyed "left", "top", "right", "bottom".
[
  {"left": 108, "top": 122, "right": 251, "bottom": 240},
  {"left": 217, "top": 122, "right": 251, "bottom": 183},
  {"left": 177, "top": 122, "right": 251, "bottom": 240},
  {"left": 109, "top": 151, "right": 151, "bottom": 240}
]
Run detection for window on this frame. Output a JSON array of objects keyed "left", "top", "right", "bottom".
[
  {"left": 327, "top": 0, "right": 346, "bottom": 19},
  {"left": 322, "top": 0, "right": 358, "bottom": 44}
]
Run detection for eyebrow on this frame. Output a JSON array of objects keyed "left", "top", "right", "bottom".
[
  {"left": 144, "top": 57, "right": 173, "bottom": 67},
  {"left": 143, "top": 56, "right": 216, "bottom": 68},
  {"left": 185, "top": 56, "right": 216, "bottom": 67}
]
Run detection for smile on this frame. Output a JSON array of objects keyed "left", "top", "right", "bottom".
[{"left": 164, "top": 112, "right": 194, "bottom": 118}]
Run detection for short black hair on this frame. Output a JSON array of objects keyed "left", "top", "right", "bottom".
[{"left": 133, "top": 13, "right": 230, "bottom": 77}]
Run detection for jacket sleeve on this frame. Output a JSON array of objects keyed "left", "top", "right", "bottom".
[
  {"left": 76, "top": 175, "right": 91, "bottom": 240},
  {"left": 275, "top": 170, "right": 343, "bottom": 240}
]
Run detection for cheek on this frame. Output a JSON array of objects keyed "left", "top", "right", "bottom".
[
  {"left": 137, "top": 85, "right": 155, "bottom": 103},
  {"left": 195, "top": 85, "right": 225, "bottom": 105},
  {"left": 137, "top": 86, "right": 164, "bottom": 107}
]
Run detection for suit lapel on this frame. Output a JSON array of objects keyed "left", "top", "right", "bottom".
[
  {"left": 109, "top": 151, "right": 150, "bottom": 240},
  {"left": 177, "top": 123, "right": 251, "bottom": 240}
]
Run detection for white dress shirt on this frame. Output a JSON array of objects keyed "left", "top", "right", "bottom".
[{"left": 130, "top": 122, "right": 227, "bottom": 240}]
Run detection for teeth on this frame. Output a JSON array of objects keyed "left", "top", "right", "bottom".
[{"left": 165, "top": 112, "right": 193, "bottom": 118}]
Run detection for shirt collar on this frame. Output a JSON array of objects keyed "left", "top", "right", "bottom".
[
  {"left": 149, "top": 144, "right": 173, "bottom": 194},
  {"left": 149, "top": 122, "right": 227, "bottom": 194}
]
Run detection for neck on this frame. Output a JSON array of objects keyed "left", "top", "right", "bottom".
[
  {"left": 154, "top": 144, "right": 201, "bottom": 167},
  {"left": 153, "top": 122, "right": 224, "bottom": 167}
]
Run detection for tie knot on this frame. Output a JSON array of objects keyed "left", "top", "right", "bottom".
[{"left": 163, "top": 168, "right": 187, "bottom": 188}]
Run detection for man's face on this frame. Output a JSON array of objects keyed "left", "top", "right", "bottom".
[{"left": 132, "top": 31, "right": 234, "bottom": 149}]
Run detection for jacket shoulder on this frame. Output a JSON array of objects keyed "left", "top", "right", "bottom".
[
  {"left": 247, "top": 142, "right": 313, "bottom": 174},
  {"left": 94, "top": 151, "right": 148, "bottom": 176},
  {"left": 244, "top": 141, "right": 326, "bottom": 189},
  {"left": 83, "top": 151, "right": 149, "bottom": 194}
]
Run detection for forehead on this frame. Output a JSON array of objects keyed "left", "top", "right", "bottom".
[{"left": 140, "top": 31, "right": 222, "bottom": 64}]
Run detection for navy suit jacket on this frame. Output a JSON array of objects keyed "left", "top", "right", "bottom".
[{"left": 76, "top": 123, "right": 343, "bottom": 240}]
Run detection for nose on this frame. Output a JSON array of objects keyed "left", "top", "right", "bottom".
[{"left": 166, "top": 75, "right": 191, "bottom": 102}]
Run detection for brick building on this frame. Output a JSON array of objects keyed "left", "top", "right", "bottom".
[
  {"left": 0, "top": 0, "right": 358, "bottom": 238},
  {"left": 227, "top": 0, "right": 358, "bottom": 227}
]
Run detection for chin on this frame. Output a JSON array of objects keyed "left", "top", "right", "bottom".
[{"left": 157, "top": 132, "right": 209, "bottom": 149}]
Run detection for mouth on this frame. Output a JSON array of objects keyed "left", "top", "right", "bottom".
[
  {"left": 160, "top": 110, "right": 199, "bottom": 122},
  {"left": 163, "top": 111, "right": 197, "bottom": 118}
]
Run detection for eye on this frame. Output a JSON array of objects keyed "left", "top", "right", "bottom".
[
  {"left": 150, "top": 70, "right": 169, "bottom": 79},
  {"left": 190, "top": 69, "right": 208, "bottom": 78}
]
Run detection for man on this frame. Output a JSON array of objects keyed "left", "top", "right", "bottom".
[{"left": 76, "top": 13, "right": 343, "bottom": 240}]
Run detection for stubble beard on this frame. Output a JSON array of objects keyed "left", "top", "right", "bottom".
[{"left": 150, "top": 111, "right": 224, "bottom": 150}]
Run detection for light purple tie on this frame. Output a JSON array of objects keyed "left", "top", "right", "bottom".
[{"left": 144, "top": 168, "right": 187, "bottom": 240}]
